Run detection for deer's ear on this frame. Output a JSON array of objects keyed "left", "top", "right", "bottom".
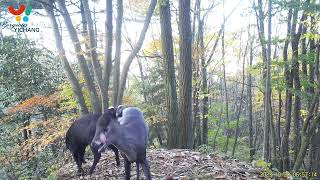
[
  {"left": 116, "top": 105, "right": 124, "bottom": 117},
  {"left": 107, "top": 106, "right": 117, "bottom": 118}
]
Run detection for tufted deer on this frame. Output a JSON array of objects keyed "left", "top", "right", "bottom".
[
  {"left": 91, "top": 106, "right": 151, "bottom": 180},
  {"left": 65, "top": 108, "right": 120, "bottom": 175}
]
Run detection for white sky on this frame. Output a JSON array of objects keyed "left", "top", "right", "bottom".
[{"left": 1, "top": 0, "right": 281, "bottom": 77}]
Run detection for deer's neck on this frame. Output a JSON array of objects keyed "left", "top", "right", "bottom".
[{"left": 113, "top": 126, "right": 137, "bottom": 162}]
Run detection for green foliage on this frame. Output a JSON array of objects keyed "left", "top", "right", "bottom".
[
  {"left": 125, "top": 48, "right": 167, "bottom": 146},
  {"left": 59, "top": 82, "right": 92, "bottom": 113},
  {"left": 254, "top": 159, "right": 272, "bottom": 169},
  {"left": 0, "top": 36, "right": 63, "bottom": 110},
  {"left": 0, "top": 110, "right": 72, "bottom": 179},
  {"left": 0, "top": 63, "right": 74, "bottom": 179}
]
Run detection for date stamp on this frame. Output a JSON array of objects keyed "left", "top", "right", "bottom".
[{"left": 259, "top": 170, "right": 317, "bottom": 178}]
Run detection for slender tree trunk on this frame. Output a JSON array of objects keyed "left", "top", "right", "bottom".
[
  {"left": 232, "top": 39, "right": 247, "bottom": 157},
  {"left": 222, "top": 24, "right": 230, "bottom": 154},
  {"left": 81, "top": 0, "right": 108, "bottom": 111},
  {"left": 316, "top": 40, "right": 320, "bottom": 81},
  {"left": 112, "top": 0, "right": 123, "bottom": 106},
  {"left": 192, "top": 64, "right": 201, "bottom": 148},
  {"left": 192, "top": 0, "right": 201, "bottom": 147},
  {"left": 43, "top": 1, "right": 88, "bottom": 115},
  {"left": 254, "top": 112, "right": 259, "bottom": 154},
  {"left": 80, "top": 1, "right": 94, "bottom": 79},
  {"left": 277, "top": 90, "right": 282, "bottom": 148},
  {"left": 57, "top": 0, "right": 101, "bottom": 113},
  {"left": 293, "top": 97, "right": 320, "bottom": 170},
  {"left": 281, "top": 9, "right": 293, "bottom": 171},
  {"left": 159, "top": 0, "right": 180, "bottom": 149},
  {"left": 102, "top": 0, "right": 113, "bottom": 109},
  {"left": 137, "top": 58, "right": 148, "bottom": 102},
  {"left": 213, "top": 82, "right": 224, "bottom": 150},
  {"left": 247, "top": 38, "right": 255, "bottom": 162},
  {"left": 308, "top": 15, "right": 316, "bottom": 106},
  {"left": 309, "top": 128, "right": 320, "bottom": 176},
  {"left": 117, "top": 0, "right": 157, "bottom": 105},
  {"left": 178, "top": 0, "right": 193, "bottom": 149},
  {"left": 301, "top": 22, "right": 307, "bottom": 78},
  {"left": 23, "top": 121, "right": 29, "bottom": 140},
  {"left": 293, "top": 7, "right": 319, "bottom": 167},
  {"left": 213, "top": 118, "right": 221, "bottom": 150},
  {"left": 256, "top": 0, "right": 271, "bottom": 162},
  {"left": 266, "top": 0, "right": 278, "bottom": 168},
  {"left": 199, "top": 16, "right": 209, "bottom": 146},
  {"left": 291, "top": 5, "right": 307, "bottom": 164}
]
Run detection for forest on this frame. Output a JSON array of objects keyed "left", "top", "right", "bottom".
[{"left": 0, "top": 0, "right": 319, "bottom": 179}]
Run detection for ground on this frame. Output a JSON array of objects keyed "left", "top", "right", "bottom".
[{"left": 58, "top": 149, "right": 261, "bottom": 180}]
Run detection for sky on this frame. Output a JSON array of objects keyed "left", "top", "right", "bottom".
[{"left": 1, "top": 0, "right": 263, "bottom": 77}]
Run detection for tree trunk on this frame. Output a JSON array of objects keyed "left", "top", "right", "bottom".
[
  {"left": 221, "top": 21, "right": 230, "bottom": 154},
  {"left": 192, "top": 1, "right": 201, "bottom": 147},
  {"left": 281, "top": 8, "right": 293, "bottom": 171},
  {"left": 199, "top": 14, "right": 209, "bottom": 146},
  {"left": 23, "top": 121, "right": 28, "bottom": 140},
  {"left": 178, "top": 0, "right": 193, "bottom": 149},
  {"left": 116, "top": 0, "right": 157, "bottom": 105},
  {"left": 192, "top": 64, "right": 201, "bottom": 148},
  {"left": 247, "top": 38, "right": 255, "bottom": 162},
  {"left": 137, "top": 58, "right": 148, "bottom": 102},
  {"left": 293, "top": 106, "right": 320, "bottom": 170},
  {"left": 213, "top": 100, "right": 223, "bottom": 151},
  {"left": 81, "top": 0, "right": 108, "bottom": 111},
  {"left": 112, "top": 0, "right": 123, "bottom": 106},
  {"left": 315, "top": 40, "right": 320, "bottom": 82},
  {"left": 42, "top": 1, "right": 88, "bottom": 115},
  {"left": 308, "top": 15, "right": 316, "bottom": 106},
  {"left": 277, "top": 90, "right": 282, "bottom": 151},
  {"left": 256, "top": 0, "right": 270, "bottom": 162},
  {"left": 213, "top": 120, "right": 221, "bottom": 150},
  {"left": 291, "top": 5, "right": 307, "bottom": 164},
  {"left": 293, "top": 13, "right": 319, "bottom": 168},
  {"left": 102, "top": 0, "right": 113, "bottom": 109},
  {"left": 57, "top": 0, "right": 101, "bottom": 113},
  {"left": 266, "top": 0, "right": 278, "bottom": 168},
  {"left": 159, "top": 0, "right": 180, "bottom": 149},
  {"left": 232, "top": 37, "right": 247, "bottom": 157},
  {"left": 80, "top": 0, "right": 94, "bottom": 79},
  {"left": 309, "top": 127, "right": 320, "bottom": 176}
]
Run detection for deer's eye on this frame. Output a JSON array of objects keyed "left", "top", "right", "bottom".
[{"left": 103, "top": 127, "right": 109, "bottom": 132}]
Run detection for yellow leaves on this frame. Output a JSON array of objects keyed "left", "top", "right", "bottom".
[
  {"left": 300, "top": 109, "right": 308, "bottom": 119},
  {"left": 192, "top": 47, "right": 206, "bottom": 60},
  {"left": 123, "top": 95, "right": 136, "bottom": 105},
  {"left": 126, "top": 0, "right": 150, "bottom": 14},
  {"left": 253, "top": 90, "right": 264, "bottom": 111},
  {"left": 146, "top": 115, "right": 167, "bottom": 125},
  {"left": 10, "top": 117, "right": 72, "bottom": 161},
  {"left": 144, "top": 39, "right": 161, "bottom": 55}
]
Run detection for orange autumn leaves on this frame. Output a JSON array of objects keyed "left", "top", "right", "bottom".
[
  {"left": 6, "top": 95, "right": 59, "bottom": 115},
  {"left": 16, "top": 117, "right": 73, "bottom": 161}
]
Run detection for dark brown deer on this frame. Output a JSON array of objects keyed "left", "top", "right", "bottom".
[
  {"left": 65, "top": 109, "right": 120, "bottom": 175},
  {"left": 91, "top": 106, "right": 151, "bottom": 180}
]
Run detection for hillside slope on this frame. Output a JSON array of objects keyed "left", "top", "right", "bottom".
[{"left": 58, "top": 149, "right": 261, "bottom": 179}]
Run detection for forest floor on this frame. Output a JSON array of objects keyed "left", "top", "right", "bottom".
[{"left": 57, "top": 149, "right": 262, "bottom": 180}]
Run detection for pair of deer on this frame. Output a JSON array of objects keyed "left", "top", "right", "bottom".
[{"left": 65, "top": 106, "right": 151, "bottom": 180}]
